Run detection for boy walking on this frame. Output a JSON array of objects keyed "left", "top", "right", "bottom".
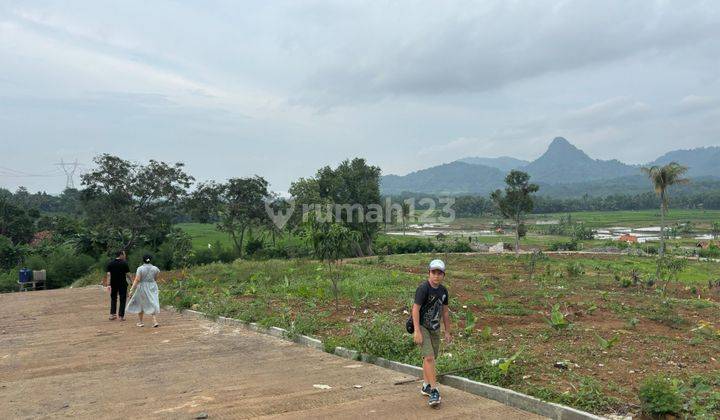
[{"left": 412, "top": 259, "right": 451, "bottom": 406}]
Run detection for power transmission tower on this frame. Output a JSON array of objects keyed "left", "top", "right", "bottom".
[{"left": 54, "top": 159, "right": 83, "bottom": 189}]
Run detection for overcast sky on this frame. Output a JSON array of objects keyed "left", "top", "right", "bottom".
[{"left": 1, "top": 0, "right": 719, "bottom": 193}]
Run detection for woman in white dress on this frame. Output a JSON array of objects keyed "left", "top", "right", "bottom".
[{"left": 126, "top": 254, "right": 161, "bottom": 328}]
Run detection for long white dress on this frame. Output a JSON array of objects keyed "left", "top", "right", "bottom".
[{"left": 125, "top": 263, "right": 161, "bottom": 315}]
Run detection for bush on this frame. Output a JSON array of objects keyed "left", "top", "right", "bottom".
[
  {"left": 253, "top": 244, "right": 310, "bottom": 260},
  {"left": 0, "top": 235, "right": 20, "bottom": 270},
  {"left": 440, "top": 240, "right": 472, "bottom": 253},
  {"left": 25, "top": 246, "right": 96, "bottom": 289},
  {"left": 639, "top": 376, "right": 683, "bottom": 417},
  {"left": 644, "top": 244, "right": 658, "bottom": 255},
  {"left": 349, "top": 314, "right": 419, "bottom": 364},
  {"left": 191, "top": 241, "right": 238, "bottom": 265},
  {"left": 245, "top": 237, "right": 264, "bottom": 256},
  {"left": 571, "top": 224, "right": 594, "bottom": 241},
  {"left": 565, "top": 262, "right": 584, "bottom": 278},
  {"left": 549, "top": 240, "right": 578, "bottom": 251},
  {"left": 700, "top": 245, "right": 720, "bottom": 258},
  {"left": 71, "top": 269, "right": 105, "bottom": 288},
  {"left": 373, "top": 236, "right": 437, "bottom": 255},
  {"left": 0, "top": 270, "right": 17, "bottom": 292}
]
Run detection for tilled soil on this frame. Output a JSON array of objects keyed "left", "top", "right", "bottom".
[{"left": 0, "top": 287, "right": 545, "bottom": 419}]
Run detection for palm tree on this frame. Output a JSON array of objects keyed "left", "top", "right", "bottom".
[
  {"left": 641, "top": 162, "right": 689, "bottom": 258},
  {"left": 401, "top": 202, "right": 411, "bottom": 235}
]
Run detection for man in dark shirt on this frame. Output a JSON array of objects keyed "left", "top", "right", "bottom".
[
  {"left": 412, "top": 259, "right": 451, "bottom": 407},
  {"left": 104, "top": 250, "right": 131, "bottom": 321}
]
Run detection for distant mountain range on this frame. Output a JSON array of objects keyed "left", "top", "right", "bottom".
[{"left": 381, "top": 137, "right": 719, "bottom": 196}]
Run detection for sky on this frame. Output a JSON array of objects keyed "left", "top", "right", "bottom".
[{"left": 1, "top": 0, "right": 719, "bottom": 194}]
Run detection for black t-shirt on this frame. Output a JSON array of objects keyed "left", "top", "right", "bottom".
[
  {"left": 106, "top": 259, "right": 130, "bottom": 286},
  {"left": 414, "top": 281, "right": 449, "bottom": 331}
]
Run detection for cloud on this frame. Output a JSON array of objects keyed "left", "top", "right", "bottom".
[
  {"left": 678, "top": 95, "right": 719, "bottom": 114},
  {"left": 564, "top": 96, "right": 650, "bottom": 127},
  {"left": 1, "top": 1, "right": 720, "bottom": 192},
  {"left": 300, "top": 1, "right": 720, "bottom": 104},
  {"left": 417, "top": 137, "right": 495, "bottom": 158}
]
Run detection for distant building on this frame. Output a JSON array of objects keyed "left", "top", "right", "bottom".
[
  {"left": 697, "top": 241, "right": 720, "bottom": 249},
  {"left": 30, "top": 231, "right": 53, "bottom": 247},
  {"left": 618, "top": 234, "right": 638, "bottom": 243}
]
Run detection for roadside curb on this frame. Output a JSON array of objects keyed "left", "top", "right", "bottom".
[{"left": 170, "top": 306, "right": 605, "bottom": 420}]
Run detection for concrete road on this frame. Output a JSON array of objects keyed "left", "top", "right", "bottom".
[{"left": 0, "top": 288, "right": 546, "bottom": 419}]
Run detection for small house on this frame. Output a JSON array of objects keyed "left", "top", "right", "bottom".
[{"left": 618, "top": 234, "right": 638, "bottom": 244}]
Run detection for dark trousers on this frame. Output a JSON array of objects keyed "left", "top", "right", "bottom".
[{"left": 110, "top": 282, "right": 128, "bottom": 318}]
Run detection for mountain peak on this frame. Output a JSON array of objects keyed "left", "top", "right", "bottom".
[
  {"left": 547, "top": 137, "right": 577, "bottom": 152},
  {"left": 541, "top": 137, "right": 588, "bottom": 160}
]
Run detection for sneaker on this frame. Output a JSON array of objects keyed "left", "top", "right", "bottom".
[
  {"left": 136, "top": 322, "right": 144, "bottom": 327},
  {"left": 109, "top": 315, "right": 117, "bottom": 320},
  {"left": 420, "top": 383, "right": 432, "bottom": 396},
  {"left": 428, "top": 389, "right": 441, "bottom": 406}
]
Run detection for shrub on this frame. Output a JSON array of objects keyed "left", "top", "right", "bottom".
[
  {"left": 565, "top": 262, "right": 584, "bottom": 278},
  {"left": 0, "top": 235, "right": 20, "bottom": 270},
  {"left": 373, "top": 236, "right": 437, "bottom": 255},
  {"left": 191, "top": 241, "right": 237, "bottom": 265},
  {"left": 699, "top": 245, "right": 720, "bottom": 258},
  {"left": 546, "top": 304, "right": 570, "bottom": 330},
  {"left": 25, "top": 246, "right": 96, "bottom": 289},
  {"left": 549, "top": 240, "right": 578, "bottom": 251},
  {"left": 441, "top": 240, "right": 472, "bottom": 253},
  {"left": 0, "top": 270, "right": 17, "bottom": 292},
  {"left": 245, "top": 237, "right": 264, "bottom": 256},
  {"left": 350, "top": 314, "right": 419, "bottom": 364},
  {"left": 639, "top": 376, "right": 683, "bottom": 417},
  {"left": 571, "top": 223, "right": 594, "bottom": 241}
]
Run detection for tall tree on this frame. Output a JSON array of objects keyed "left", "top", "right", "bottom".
[
  {"left": 641, "top": 162, "right": 689, "bottom": 258},
  {"left": 316, "top": 158, "right": 382, "bottom": 256},
  {"left": 0, "top": 199, "right": 35, "bottom": 244},
  {"left": 711, "top": 221, "right": 720, "bottom": 240},
  {"left": 80, "top": 154, "right": 193, "bottom": 252},
  {"left": 401, "top": 201, "right": 411, "bottom": 235},
  {"left": 491, "top": 170, "right": 539, "bottom": 256},
  {"left": 216, "top": 176, "right": 270, "bottom": 257},
  {"left": 184, "top": 181, "right": 221, "bottom": 223}
]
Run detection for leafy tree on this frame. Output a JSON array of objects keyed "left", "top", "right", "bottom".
[
  {"left": 80, "top": 154, "right": 193, "bottom": 252},
  {"left": 288, "top": 177, "right": 325, "bottom": 231},
  {"left": 305, "top": 219, "right": 359, "bottom": 311},
  {"left": 0, "top": 198, "right": 35, "bottom": 244},
  {"left": 491, "top": 170, "right": 539, "bottom": 256},
  {"left": 400, "top": 202, "right": 411, "bottom": 235},
  {"left": 184, "top": 181, "right": 221, "bottom": 223},
  {"left": 657, "top": 257, "right": 688, "bottom": 295},
  {"left": 216, "top": 176, "right": 270, "bottom": 257},
  {"left": 316, "top": 158, "right": 382, "bottom": 256},
  {"left": 641, "top": 162, "right": 689, "bottom": 258},
  {"left": 262, "top": 194, "right": 293, "bottom": 246},
  {"left": 712, "top": 221, "right": 720, "bottom": 240},
  {"left": 0, "top": 235, "right": 19, "bottom": 269},
  {"left": 156, "top": 229, "right": 195, "bottom": 270}
]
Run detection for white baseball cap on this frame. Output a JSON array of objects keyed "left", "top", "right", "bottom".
[{"left": 428, "top": 259, "right": 446, "bottom": 273}]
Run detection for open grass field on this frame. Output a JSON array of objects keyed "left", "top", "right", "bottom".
[
  {"left": 176, "top": 222, "right": 233, "bottom": 249},
  {"left": 452, "top": 209, "right": 720, "bottom": 230},
  {"left": 158, "top": 252, "right": 720, "bottom": 418}
]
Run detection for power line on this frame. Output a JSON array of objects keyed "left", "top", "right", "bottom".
[
  {"left": 54, "top": 159, "right": 85, "bottom": 189},
  {"left": 0, "top": 166, "right": 64, "bottom": 178}
]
